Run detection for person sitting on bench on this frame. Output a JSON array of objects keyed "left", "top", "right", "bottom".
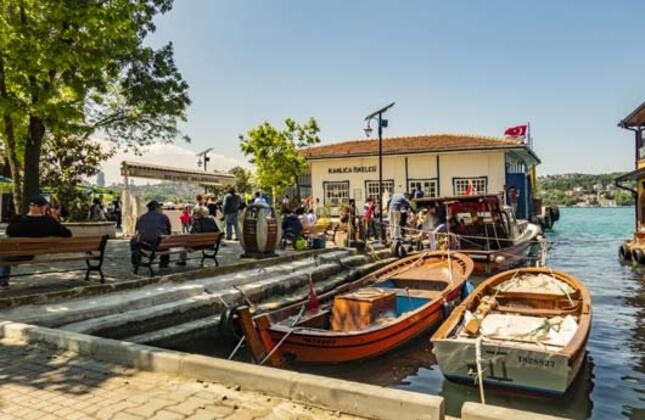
[
  {"left": 0, "top": 194, "right": 72, "bottom": 288},
  {"left": 131, "top": 200, "right": 172, "bottom": 269},
  {"left": 190, "top": 205, "right": 220, "bottom": 234}
]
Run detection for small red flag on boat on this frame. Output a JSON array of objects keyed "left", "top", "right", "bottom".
[
  {"left": 504, "top": 124, "right": 528, "bottom": 138},
  {"left": 306, "top": 275, "right": 319, "bottom": 312}
]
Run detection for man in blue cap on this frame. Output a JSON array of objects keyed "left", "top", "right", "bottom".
[{"left": 0, "top": 194, "right": 72, "bottom": 288}]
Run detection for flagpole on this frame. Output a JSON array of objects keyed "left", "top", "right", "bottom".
[{"left": 527, "top": 121, "right": 532, "bottom": 149}]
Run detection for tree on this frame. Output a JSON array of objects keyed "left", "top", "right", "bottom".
[
  {"left": 0, "top": 0, "right": 189, "bottom": 212},
  {"left": 41, "top": 135, "right": 115, "bottom": 221},
  {"left": 228, "top": 166, "right": 253, "bottom": 195},
  {"left": 615, "top": 190, "right": 635, "bottom": 207},
  {"left": 239, "top": 118, "right": 319, "bottom": 201}
]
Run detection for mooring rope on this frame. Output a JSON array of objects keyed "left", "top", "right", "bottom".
[
  {"left": 228, "top": 336, "right": 246, "bottom": 360},
  {"left": 475, "top": 336, "right": 486, "bottom": 405}
]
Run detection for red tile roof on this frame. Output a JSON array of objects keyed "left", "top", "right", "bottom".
[{"left": 302, "top": 133, "right": 525, "bottom": 159}]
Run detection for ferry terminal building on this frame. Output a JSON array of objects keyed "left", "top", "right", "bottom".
[{"left": 299, "top": 134, "right": 540, "bottom": 219}]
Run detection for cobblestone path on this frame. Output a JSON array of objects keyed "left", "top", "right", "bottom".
[{"left": 0, "top": 339, "right": 361, "bottom": 419}]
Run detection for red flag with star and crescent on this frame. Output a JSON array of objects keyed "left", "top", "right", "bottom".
[{"left": 504, "top": 124, "right": 528, "bottom": 138}]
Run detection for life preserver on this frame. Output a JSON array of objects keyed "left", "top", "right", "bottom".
[{"left": 619, "top": 244, "right": 632, "bottom": 262}]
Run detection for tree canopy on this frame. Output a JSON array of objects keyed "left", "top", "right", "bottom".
[
  {"left": 239, "top": 118, "right": 319, "bottom": 200},
  {"left": 0, "top": 0, "right": 189, "bottom": 212}
]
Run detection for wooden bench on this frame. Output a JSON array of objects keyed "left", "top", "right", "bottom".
[
  {"left": 134, "top": 232, "right": 223, "bottom": 276},
  {"left": 0, "top": 235, "right": 109, "bottom": 283}
]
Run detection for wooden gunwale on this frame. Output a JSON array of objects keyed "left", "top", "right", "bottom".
[
  {"left": 251, "top": 251, "right": 474, "bottom": 364},
  {"left": 432, "top": 267, "right": 591, "bottom": 361}
]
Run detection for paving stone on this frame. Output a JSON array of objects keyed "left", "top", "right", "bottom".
[{"left": 0, "top": 339, "right": 364, "bottom": 420}]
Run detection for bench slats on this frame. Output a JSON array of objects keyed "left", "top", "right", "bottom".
[{"left": 0, "top": 236, "right": 104, "bottom": 257}]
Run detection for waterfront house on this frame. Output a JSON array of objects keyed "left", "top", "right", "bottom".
[{"left": 299, "top": 133, "right": 540, "bottom": 219}]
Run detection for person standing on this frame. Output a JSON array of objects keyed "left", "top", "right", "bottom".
[
  {"left": 222, "top": 187, "right": 241, "bottom": 240},
  {"left": 89, "top": 197, "right": 107, "bottom": 221},
  {"left": 179, "top": 205, "right": 192, "bottom": 234},
  {"left": 363, "top": 197, "right": 376, "bottom": 240},
  {"left": 0, "top": 195, "right": 72, "bottom": 288},
  {"left": 388, "top": 192, "right": 410, "bottom": 240}
]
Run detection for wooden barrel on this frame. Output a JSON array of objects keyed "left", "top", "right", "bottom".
[{"left": 241, "top": 204, "right": 278, "bottom": 258}]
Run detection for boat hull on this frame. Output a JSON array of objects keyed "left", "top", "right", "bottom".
[
  {"left": 432, "top": 338, "right": 586, "bottom": 395},
  {"left": 269, "top": 287, "right": 463, "bottom": 364},
  {"left": 466, "top": 223, "right": 540, "bottom": 274}
]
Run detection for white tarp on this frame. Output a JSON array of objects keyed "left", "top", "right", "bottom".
[{"left": 495, "top": 273, "right": 575, "bottom": 296}]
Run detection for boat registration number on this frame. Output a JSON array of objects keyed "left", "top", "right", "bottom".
[{"left": 518, "top": 355, "right": 556, "bottom": 368}]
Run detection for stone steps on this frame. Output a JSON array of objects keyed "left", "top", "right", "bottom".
[
  {"left": 0, "top": 248, "right": 355, "bottom": 328},
  {"left": 59, "top": 252, "right": 369, "bottom": 340},
  {"left": 124, "top": 256, "right": 397, "bottom": 347}
]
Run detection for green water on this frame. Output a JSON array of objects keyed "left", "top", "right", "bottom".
[{"left": 301, "top": 208, "right": 644, "bottom": 419}]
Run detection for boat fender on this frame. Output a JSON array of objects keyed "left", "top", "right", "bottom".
[
  {"left": 218, "top": 304, "right": 245, "bottom": 342},
  {"left": 619, "top": 244, "right": 632, "bottom": 262},
  {"left": 633, "top": 248, "right": 645, "bottom": 265},
  {"left": 461, "top": 280, "right": 475, "bottom": 300},
  {"left": 543, "top": 211, "right": 553, "bottom": 229},
  {"left": 551, "top": 206, "right": 560, "bottom": 222},
  {"left": 442, "top": 298, "right": 451, "bottom": 318}
]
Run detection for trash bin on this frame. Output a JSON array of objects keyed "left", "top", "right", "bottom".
[{"left": 240, "top": 204, "right": 279, "bottom": 258}]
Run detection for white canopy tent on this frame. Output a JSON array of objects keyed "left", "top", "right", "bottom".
[{"left": 121, "top": 160, "right": 235, "bottom": 236}]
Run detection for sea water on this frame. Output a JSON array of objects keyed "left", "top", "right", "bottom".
[{"left": 301, "top": 207, "right": 644, "bottom": 419}]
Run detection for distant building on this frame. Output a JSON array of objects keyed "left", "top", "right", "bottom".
[{"left": 96, "top": 171, "right": 106, "bottom": 187}]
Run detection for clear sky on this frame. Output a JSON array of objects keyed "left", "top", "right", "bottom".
[{"left": 139, "top": 0, "right": 645, "bottom": 176}]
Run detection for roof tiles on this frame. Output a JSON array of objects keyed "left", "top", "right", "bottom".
[{"left": 302, "top": 133, "right": 524, "bottom": 159}]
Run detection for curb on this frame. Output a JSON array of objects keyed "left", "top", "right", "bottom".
[
  {"left": 0, "top": 247, "right": 345, "bottom": 309},
  {"left": 0, "top": 320, "right": 444, "bottom": 420},
  {"left": 461, "top": 402, "right": 569, "bottom": 420}
]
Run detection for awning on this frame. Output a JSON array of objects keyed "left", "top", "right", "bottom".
[
  {"left": 120, "top": 161, "right": 235, "bottom": 186},
  {"left": 619, "top": 101, "right": 645, "bottom": 128},
  {"left": 615, "top": 168, "right": 645, "bottom": 182}
]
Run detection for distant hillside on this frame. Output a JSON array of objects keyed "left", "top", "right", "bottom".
[{"left": 538, "top": 172, "right": 635, "bottom": 207}]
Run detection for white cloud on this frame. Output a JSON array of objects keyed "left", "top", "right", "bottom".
[{"left": 97, "top": 141, "right": 251, "bottom": 185}]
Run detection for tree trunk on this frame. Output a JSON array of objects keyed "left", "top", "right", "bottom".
[
  {"left": 2, "top": 115, "right": 23, "bottom": 213},
  {"left": 0, "top": 57, "right": 23, "bottom": 213},
  {"left": 22, "top": 115, "right": 45, "bottom": 213}
]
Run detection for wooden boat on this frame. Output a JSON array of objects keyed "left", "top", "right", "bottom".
[
  {"left": 414, "top": 194, "right": 541, "bottom": 274},
  {"left": 431, "top": 267, "right": 591, "bottom": 395},
  {"left": 239, "top": 251, "right": 474, "bottom": 366}
]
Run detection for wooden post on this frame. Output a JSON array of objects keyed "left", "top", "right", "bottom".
[
  {"left": 237, "top": 306, "right": 266, "bottom": 363},
  {"left": 256, "top": 314, "right": 283, "bottom": 367}
]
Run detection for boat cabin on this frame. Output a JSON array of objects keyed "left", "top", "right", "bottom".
[{"left": 414, "top": 193, "right": 526, "bottom": 251}]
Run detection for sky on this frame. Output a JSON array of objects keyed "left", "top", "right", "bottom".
[{"left": 102, "top": 0, "right": 645, "bottom": 184}]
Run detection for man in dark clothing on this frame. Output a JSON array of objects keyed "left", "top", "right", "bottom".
[
  {"left": 131, "top": 200, "right": 172, "bottom": 268},
  {"left": 282, "top": 208, "right": 303, "bottom": 241},
  {"left": 1, "top": 194, "right": 72, "bottom": 287},
  {"left": 222, "top": 188, "right": 241, "bottom": 240}
]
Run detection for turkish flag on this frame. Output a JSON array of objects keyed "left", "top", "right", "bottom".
[{"left": 504, "top": 125, "right": 528, "bottom": 138}]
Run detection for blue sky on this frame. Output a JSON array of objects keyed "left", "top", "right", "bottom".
[{"left": 144, "top": 0, "right": 645, "bottom": 175}]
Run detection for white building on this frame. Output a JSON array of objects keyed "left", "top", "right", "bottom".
[{"left": 300, "top": 133, "right": 540, "bottom": 218}]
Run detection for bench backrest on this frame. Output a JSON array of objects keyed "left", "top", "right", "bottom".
[
  {"left": 158, "top": 232, "right": 223, "bottom": 249},
  {"left": 0, "top": 236, "right": 107, "bottom": 257}
]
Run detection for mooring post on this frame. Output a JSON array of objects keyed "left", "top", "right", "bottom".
[{"left": 237, "top": 305, "right": 266, "bottom": 363}]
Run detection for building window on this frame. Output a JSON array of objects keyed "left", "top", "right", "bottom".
[
  {"left": 408, "top": 179, "right": 438, "bottom": 197},
  {"left": 453, "top": 177, "right": 487, "bottom": 195},
  {"left": 365, "top": 180, "right": 394, "bottom": 201},
  {"left": 323, "top": 181, "right": 350, "bottom": 206}
]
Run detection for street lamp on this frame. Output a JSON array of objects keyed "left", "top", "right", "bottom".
[
  {"left": 196, "top": 148, "right": 213, "bottom": 193},
  {"left": 364, "top": 102, "right": 395, "bottom": 242}
]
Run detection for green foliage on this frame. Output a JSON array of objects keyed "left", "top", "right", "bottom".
[
  {"left": 538, "top": 172, "right": 635, "bottom": 206},
  {"left": 0, "top": 0, "right": 189, "bottom": 212},
  {"left": 239, "top": 118, "right": 319, "bottom": 198},
  {"left": 228, "top": 166, "right": 254, "bottom": 195},
  {"left": 614, "top": 190, "right": 635, "bottom": 206},
  {"left": 40, "top": 135, "right": 115, "bottom": 221}
]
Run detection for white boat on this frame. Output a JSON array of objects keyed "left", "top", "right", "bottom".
[{"left": 431, "top": 267, "right": 591, "bottom": 395}]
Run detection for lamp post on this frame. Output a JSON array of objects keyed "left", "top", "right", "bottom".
[
  {"left": 364, "top": 102, "right": 395, "bottom": 242},
  {"left": 196, "top": 148, "right": 213, "bottom": 193}
]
